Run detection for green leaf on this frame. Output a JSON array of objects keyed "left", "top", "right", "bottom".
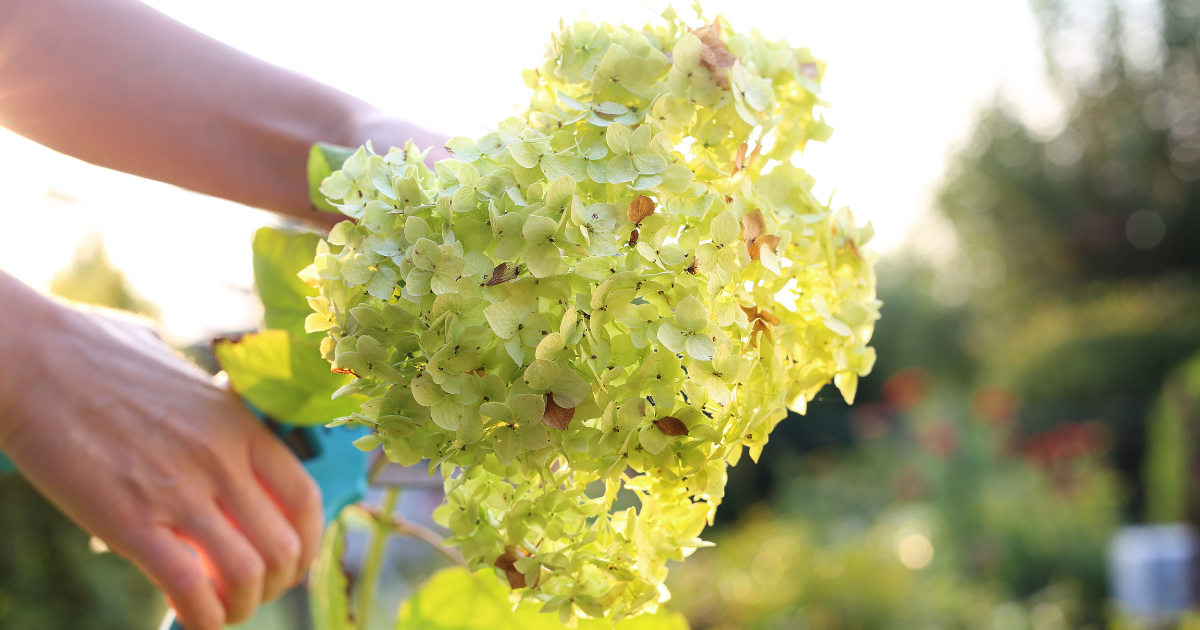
[
  {"left": 309, "top": 517, "right": 356, "bottom": 630},
  {"left": 252, "top": 227, "right": 322, "bottom": 337},
  {"left": 307, "top": 142, "right": 355, "bottom": 212},
  {"left": 214, "top": 330, "right": 363, "bottom": 426}
]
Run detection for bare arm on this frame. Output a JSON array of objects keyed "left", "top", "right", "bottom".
[
  {"left": 0, "top": 0, "right": 446, "bottom": 222},
  {"left": 0, "top": 2, "right": 450, "bottom": 628}
]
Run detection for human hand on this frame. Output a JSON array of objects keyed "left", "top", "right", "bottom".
[
  {"left": 0, "top": 279, "right": 323, "bottom": 630},
  {"left": 351, "top": 111, "right": 452, "bottom": 167}
]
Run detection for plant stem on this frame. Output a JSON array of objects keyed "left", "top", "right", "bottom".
[
  {"left": 355, "top": 487, "right": 399, "bottom": 630},
  {"left": 389, "top": 514, "right": 465, "bottom": 567}
]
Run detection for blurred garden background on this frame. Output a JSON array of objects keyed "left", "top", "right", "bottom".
[{"left": 5, "top": 0, "right": 1200, "bottom": 628}]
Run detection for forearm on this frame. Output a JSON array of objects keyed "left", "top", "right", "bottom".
[{"left": 0, "top": 0, "right": 443, "bottom": 216}]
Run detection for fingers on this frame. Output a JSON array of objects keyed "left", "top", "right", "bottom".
[
  {"left": 250, "top": 431, "right": 324, "bottom": 583},
  {"left": 122, "top": 527, "right": 225, "bottom": 630},
  {"left": 178, "top": 509, "right": 265, "bottom": 625},
  {"left": 220, "top": 480, "right": 302, "bottom": 602}
]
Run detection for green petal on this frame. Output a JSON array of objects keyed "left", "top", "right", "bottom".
[
  {"left": 522, "top": 215, "right": 558, "bottom": 242},
  {"left": 535, "top": 332, "right": 565, "bottom": 360},
  {"left": 508, "top": 393, "right": 547, "bottom": 424},
  {"left": 410, "top": 238, "right": 442, "bottom": 271},
  {"left": 605, "top": 122, "right": 632, "bottom": 154},
  {"left": 674, "top": 295, "right": 709, "bottom": 331},
  {"left": 639, "top": 424, "right": 669, "bottom": 455},
  {"left": 443, "top": 136, "right": 480, "bottom": 162},
  {"left": 411, "top": 371, "right": 446, "bottom": 407},
  {"left": 523, "top": 359, "right": 561, "bottom": 391},
  {"left": 657, "top": 322, "right": 686, "bottom": 353},
  {"left": 524, "top": 243, "right": 561, "bottom": 278},
  {"left": 457, "top": 406, "right": 484, "bottom": 444},
  {"left": 365, "top": 266, "right": 397, "bottom": 299},
  {"left": 710, "top": 210, "right": 739, "bottom": 245},
  {"left": 684, "top": 334, "right": 715, "bottom": 361},
  {"left": 606, "top": 155, "right": 638, "bottom": 184},
  {"left": 629, "top": 124, "right": 652, "bottom": 154},
  {"left": 507, "top": 139, "right": 543, "bottom": 168},
  {"left": 341, "top": 255, "right": 373, "bottom": 285},
  {"left": 483, "top": 301, "right": 522, "bottom": 339},
  {"left": 405, "top": 216, "right": 432, "bottom": 244},
  {"left": 541, "top": 155, "right": 588, "bottom": 184},
  {"left": 658, "top": 164, "right": 695, "bottom": 193},
  {"left": 404, "top": 269, "right": 432, "bottom": 296},
  {"left": 480, "top": 401, "right": 513, "bottom": 422},
  {"left": 430, "top": 398, "right": 465, "bottom": 431},
  {"left": 356, "top": 335, "right": 387, "bottom": 362},
  {"left": 550, "top": 367, "right": 590, "bottom": 408},
  {"left": 480, "top": 373, "right": 508, "bottom": 403},
  {"left": 493, "top": 427, "right": 520, "bottom": 465}
]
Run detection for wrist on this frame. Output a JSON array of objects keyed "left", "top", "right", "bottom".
[{"left": 0, "top": 273, "right": 75, "bottom": 446}]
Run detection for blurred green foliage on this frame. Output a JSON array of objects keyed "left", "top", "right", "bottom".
[
  {"left": 0, "top": 476, "right": 163, "bottom": 630},
  {"left": 669, "top": 396, "right": 1121, "bottom": 630},
  {"left": 49, "top": 235, "right": 158, "bottom": 318}
]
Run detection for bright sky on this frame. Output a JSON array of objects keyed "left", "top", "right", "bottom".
[{"left": 0, "top": 0, "right": 1054, "bottom": 343}]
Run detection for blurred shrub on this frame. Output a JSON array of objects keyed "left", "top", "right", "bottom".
[
  {"left": 49, "top": 234, "right": 158, "bottom": 318},
  {"left": 0, "top": 477, "right": 163, "bottom": 630},
  {"left": 670, "top": 392, "right": 1121, "bottom": 630}
]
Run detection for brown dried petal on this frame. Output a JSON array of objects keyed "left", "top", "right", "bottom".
[
  {"left": 691, "top": 17, "right": 737, "bottom": 89},
  {"left": 748, "top": 233, "right": 782, "bottom": 261},
  {"left": 494, "top": 546, "right": 527, "bottom": 589},
  {"left": 654, "top": 416, "right": 690, "bottom": 437},
  {"left": 734, "top": 142, "right": 748, "bottom": 172},
  {"left": 331, "top": 367, "right": 360, "bottom": 378},
  {"left": 542, "top": 392, "right": 575, "bottom": 430},
  {"left": 627, "top": 195, "right": 656, "bottom": 224},
  {"left": 742, "top": 209, "right": 766, "bottom": 243},
  {"left": 628, "top": 228, "right": 640, "bottom": 246},
  {"left": 485, "top": 262, "right": 519, "bottom": 286}
]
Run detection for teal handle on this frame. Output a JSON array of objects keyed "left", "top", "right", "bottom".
[{"left": 0, "top": 450, "right": 13, "bottom": 474}]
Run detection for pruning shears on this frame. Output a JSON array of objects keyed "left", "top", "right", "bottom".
[{"left": 0, "top": 399, "right": 370, "bottom": 630}]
